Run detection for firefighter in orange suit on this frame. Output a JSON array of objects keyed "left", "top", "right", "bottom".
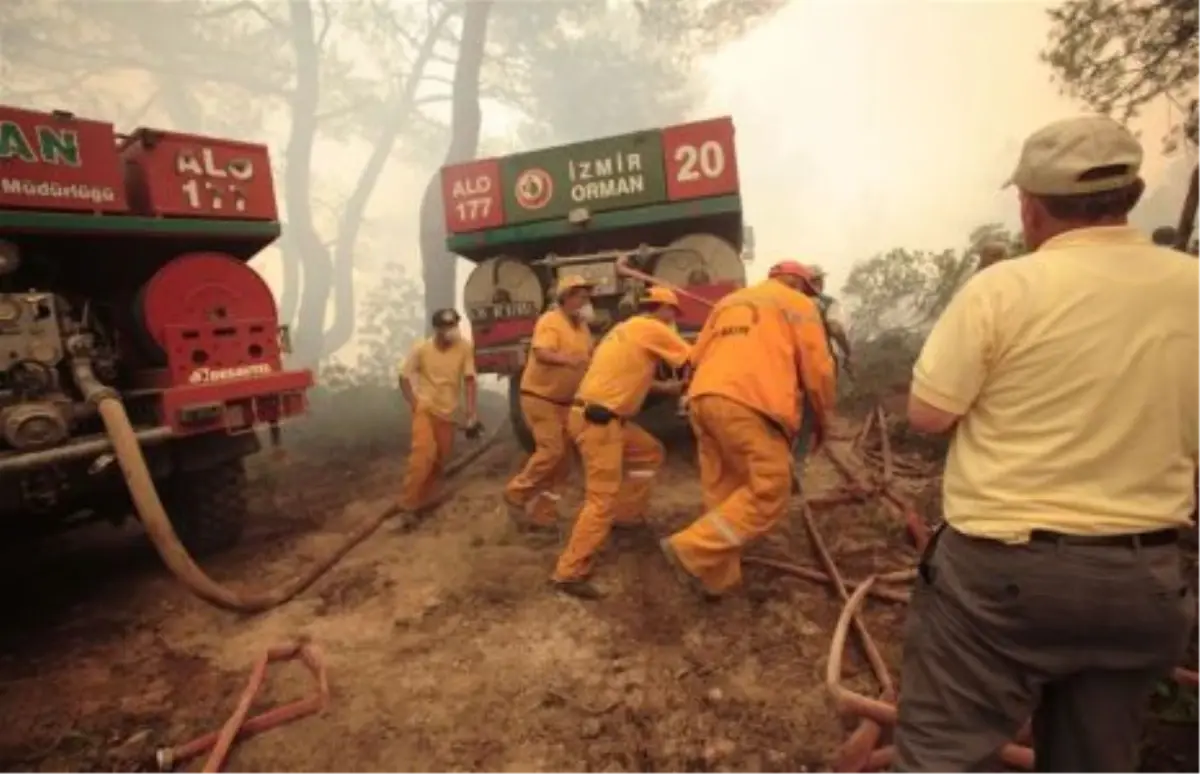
[
  {"left": 503, "top": 275, "right": 597, "bottom": 530},
  {"left": 398, "top": 308, "right": 478, "bottom": 512},
  {"left": 552, "top": 286, "right": 692, "bottom": 599},
  {"left": 662, "top": 261, "right": 836, "bottom": 597}
]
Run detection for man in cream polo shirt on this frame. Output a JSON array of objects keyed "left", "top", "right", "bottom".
[{"left": 894, "top": 116, "right": 1198, "bottom": 772}]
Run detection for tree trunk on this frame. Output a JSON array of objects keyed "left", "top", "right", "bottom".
[
  {"left": 419, "top": 1, "right": 493, "bottom": 330},
  {"left": 277, "top": 229, "right": 301, "bottom": 331},
  {"left": 1174, "top": 163, "right": 1198, "bottom": 254},
  {"left": 320, "top": 9, "right": 453, "bottom": 357},
  {"left": 283, "top": 0, "right": 330, "bottom": 367}
]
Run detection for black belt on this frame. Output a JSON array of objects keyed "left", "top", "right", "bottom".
[
  {"left": 520, "top": 390, "right": 572, "bottom": 407},
  {"left": 1028, "top": 528, "right": 1179, "bottom": 548},
  {"left": 572, "top": 399, "right": 626, "bottom": 424}
]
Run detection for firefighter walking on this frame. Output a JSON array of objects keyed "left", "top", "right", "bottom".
[
  {"left": 503, "top": 276, "right": 596, "bottom": 531},
  {"left": 397, "top": 308, "right": 479, "bottom": 513},
  {"left": 662, "top": 261, "right": 836, "bottom": 598},
  {"left": 552, "top": 287, "right": 692, "bottom": 599}
]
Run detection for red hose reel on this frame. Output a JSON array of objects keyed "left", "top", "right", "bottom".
[{"left": 135, "top": 252, "right": 281, "bottom": 380}]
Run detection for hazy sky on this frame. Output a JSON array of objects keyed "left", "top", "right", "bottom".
[
  {"left": 241, "top": 0, "right": 1192, "bottom": 355},
  {"left": 703, "top": 0, "right": 1186, "bottom": 285}
]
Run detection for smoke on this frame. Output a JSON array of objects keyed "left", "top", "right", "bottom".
[{"left": 0, "top": 0, "right": 1190, "bottom": 444}]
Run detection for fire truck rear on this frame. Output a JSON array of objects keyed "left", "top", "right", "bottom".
[
  {"left": 439, "top": 117, "right": 752, "bottom": 450},
  {"left": 0, "top": 104, "right": 311, "bottom": 554}
]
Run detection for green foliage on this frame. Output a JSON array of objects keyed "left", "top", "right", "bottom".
[
  {"left": 487, "top": 0, "right": 787, "bottom": 147},
  {"left": 634, "top": 0, "right": 788, "bottom": 55},
  {"left": 841, "top": 224, "right": 1025, "bottom": 341},
  {"left": 489, "top": 3, "right": 692, "bottom": 147},
  {"left": 837, "top": 225, "right": 1025, "bottom": 420},
  {"left": 1, "top": 0, "right": 461, "bottom": 366},
  {"left": 1042, "top": 0, "right": 1198, "bottom": 145},
  {"left": 2, "top": 0, "right": 787, "bottom": 368},
  {"left": 838, "top": 328, "right": 926, "bottom": 412},
  {"left": 352, "top": 262, "right": 426, "bottom": 385}
]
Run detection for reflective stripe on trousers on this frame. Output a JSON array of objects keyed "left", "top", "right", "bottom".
[
  {"left": 703, "top": 510, "right": 744, "bottom": 547},
  {"left": 667, "top": 395, "right": 792, "bottom": 594},
  {"left": 554, "top": 412, "right": 665, "bottom": 581}
]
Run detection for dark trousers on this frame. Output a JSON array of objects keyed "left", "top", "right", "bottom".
[{"left": 895, "top": 526, "right": 1194, "bottom": 772}]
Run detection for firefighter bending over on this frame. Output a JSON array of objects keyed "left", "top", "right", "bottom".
[
  {"left": 661, "top": 261, "right": 836, "bottom": 598},
  {"left": 552, "top": 287, "right": 692, "bottom": 600},
  {"left": 503, "top": 276, "right": 596, "bottom": 531},
  {"left": 397, "top": 308, "right": 478, "bottom": 512}
]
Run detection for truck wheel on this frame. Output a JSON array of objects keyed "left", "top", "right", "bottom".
[
  {"left": 162, "top": 460, "right": 248, "bottom": 557},
  {"left": 508, "top": 375, "right": 536, "bottom": 454}
]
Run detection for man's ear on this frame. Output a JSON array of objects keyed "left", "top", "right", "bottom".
[{"left": 1018, "top": 190, "right": 1043, "bottom": 242}]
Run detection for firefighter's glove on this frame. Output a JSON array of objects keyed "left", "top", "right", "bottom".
[{"left": 464, "top": 420, "right": 484, "bottom": 440}]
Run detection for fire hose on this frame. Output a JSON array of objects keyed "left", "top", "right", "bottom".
[
  {"left": 70, "top": 353, "right": 501, "bottom": 614},
  {"left": 814, "top": 408, "right": 1199, "bottom": 771},
  {"left": 155, "top": 639, "right": 328, "bottom": 772},
  {"left": 614, "top": 253, "right": 718, "bottom": 308}
]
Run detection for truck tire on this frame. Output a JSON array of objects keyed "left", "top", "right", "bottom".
[
  {"left": 162, "top": 460, "right": 248, "bottom": 557},
  {"left": 508, "top": 375, "right": 536, "bottom": 454}
]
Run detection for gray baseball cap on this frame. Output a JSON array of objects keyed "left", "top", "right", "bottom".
[{"left": 1004, "top": 115, "right": 1143, "bottom": 196}]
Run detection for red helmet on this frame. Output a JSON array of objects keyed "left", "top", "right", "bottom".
[{"left": 768, "top": 260, "right": 815, "bottom": 285}]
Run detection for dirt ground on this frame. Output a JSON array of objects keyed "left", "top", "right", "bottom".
[{"left": 0, "top": 410, "right": 1192, "bottom": 772}]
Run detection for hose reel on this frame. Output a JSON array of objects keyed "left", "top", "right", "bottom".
[
  {"left": 653, "top": 234, "right": 745, "bottom": 288},
  {"left": 133, "top": 252, "right": 279, "bottom": 365},
  {"left": 462, "top": 257, "right": 545, "bottom": 321}
]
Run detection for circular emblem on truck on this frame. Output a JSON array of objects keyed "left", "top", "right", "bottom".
[{"left": 514, "top": 168, "right": 554, "bottom": 210}]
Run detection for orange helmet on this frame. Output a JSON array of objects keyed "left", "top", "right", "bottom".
[
  {"left": 768, "top": 260, "right": 815, "bottom": 285},
  {"left": 640, "top": 286, "right": 682, "bottom": 309}
]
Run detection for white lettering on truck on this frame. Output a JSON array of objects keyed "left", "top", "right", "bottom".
[
  {"left": 567, "top": 152, "right": 645, "bottom": 204},
  {"left": 450, "top": 174, "right": 493, "bottom": 222},
  {"left": 188, "top": 364, "right": 274, "bottom": 385},
  {"left": 0, "top": 177, "right": 117, "bottom": 203},
  {"left": 176, "top": 148, "right": 254, "bottom": 212}
]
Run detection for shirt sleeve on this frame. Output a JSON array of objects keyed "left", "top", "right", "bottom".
[
  {"left": 640, "top": 319, "right": 692, "bottom": 369},
  {"left": 911, "top": 277, "right": 995, "bottom": 415},
  {"left": 785, "top": 296, "right": 837, "bottom": 418},
  {"left": 400, "top": 341, "right": 423, "bottom": 380},
  {"left": 530, "top": 315, "right": 561, "bottom": 351}
]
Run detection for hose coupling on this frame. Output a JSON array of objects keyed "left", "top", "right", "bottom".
[{"left": 66, "top": 343, "right": 119, "bottom": 406}]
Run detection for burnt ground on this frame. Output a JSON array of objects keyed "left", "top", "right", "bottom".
[{"left": 0, "top": 406, "right": 1194, "bottom": 772}]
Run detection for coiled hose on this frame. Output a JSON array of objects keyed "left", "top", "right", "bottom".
[{"left": 73, "top": 356, "right": 501, "bottom": 613}]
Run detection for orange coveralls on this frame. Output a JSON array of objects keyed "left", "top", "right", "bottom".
[
  {"left": 553, "top": 316, "right": 692, "bottom": 583},
  {"left": 666, "top": 279, "right": 835, "bottom": 594},
  {"left": 399, "top": 337, "right": 476, "bottom": 510},
  {"left": 504, "top": 308, "right": 593, "bottom": 526}
]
